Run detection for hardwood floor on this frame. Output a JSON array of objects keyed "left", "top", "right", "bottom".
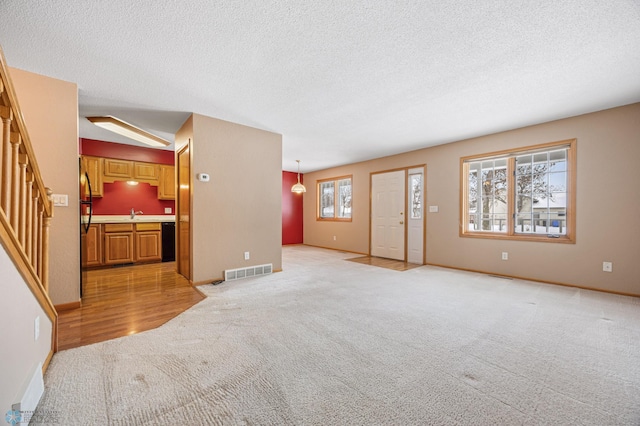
[
  {"left": 57, "top": 262, "right": 205, "bottom": 351},
  {"left": 346, "top": 256, "right": 423, "bottom": 271}
]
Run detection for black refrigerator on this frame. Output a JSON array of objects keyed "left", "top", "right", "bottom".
[{"left": 79, "top": 158, "right": 93, "bottom": 297}]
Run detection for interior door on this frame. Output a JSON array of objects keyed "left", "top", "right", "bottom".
[
  {"left": 177, "top": 143, "right": 191, "bottom": 280},
  {"left": 371, "top": 170, "right": 405, "bottom": 260}
]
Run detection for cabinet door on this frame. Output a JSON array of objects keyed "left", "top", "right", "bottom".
[
  {"left": 158, "top": 165, "right": 176, "bottom": 200},
  {"left": 104, "top": 232, "right": 134, "bottom": 265},
  {"left": 85, "top": 224, "right": 103, "bottom": 266},
  {"left": 104, "top": 158, "right": 133, "bottom": 179},
  {"left": 82, "top": 156, "right": 103, "bottom": 197},
  {"left": 135, "top": 231, "right": 162, "bottom": 262},
  {"left": 134, "top": 162, "right": 159, "bottom": 181}
]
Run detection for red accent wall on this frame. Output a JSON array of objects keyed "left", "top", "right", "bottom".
[
  {"left": 81, "top": 138, "right": 175, "bottom": 215},
  {"left": 282, "top": 171, "right": 303, "bottom": 245},
  {"left": 92, "top": 181, "right": 174, "bottom": 215},
  {"left": 80, "top": 138, "right": 174, "bottom": 165}
]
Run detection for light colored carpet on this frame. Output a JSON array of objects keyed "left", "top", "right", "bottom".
[{"left": 37, "top": 246, "right": 640, "bottom": 425}]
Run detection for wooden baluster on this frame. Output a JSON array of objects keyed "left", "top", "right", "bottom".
[
  {"left": 10, "top": 131, "right": 21, "bottom": 229},
  {"left": 0, "top": 106, "right": 11, "bottom": 215},
  {"left": 25, "top": 171, "right": 33, "bottom": 261},
  {"left": 37, "top": 203, "right": 44, "bottom": 280},
  {"left": 18, "top": 153, "right": 28, "bottom": 246},
  {"left": 31, "top": 190, "right": 39, "bottom": 269},
  {"left": 42, "top": 188, "right": 52, "bottom": 292}
]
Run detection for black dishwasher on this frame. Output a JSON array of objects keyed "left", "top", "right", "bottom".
[{"left": 161, "top": 222, "right": 176, "bottom": 262}]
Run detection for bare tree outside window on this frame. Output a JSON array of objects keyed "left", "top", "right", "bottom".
[
  {"left": 317, "top": 176, "right": 353, "bottom": 221},
  {"left": 462, "top": 140, "right": 574, "bottom": 242}
]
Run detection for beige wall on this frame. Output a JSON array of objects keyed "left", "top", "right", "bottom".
[
  {"left": 0, "top": 245, "right": 53, "bottom": 411},
  {"left": 304, "top": 103, "right": 640, "bottom": 296},
  {"left": 11, "top": 67, "right": 80, "bottom": 305},
  {"left": 178, "top": 113, "right": 282, "bottom": 283}
]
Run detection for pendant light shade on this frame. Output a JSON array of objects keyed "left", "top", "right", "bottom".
[{"left": 291, "top": 160, "right": 306, "bottom": 193}]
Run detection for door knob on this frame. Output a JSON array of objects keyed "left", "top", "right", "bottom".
[{"left": 400, "top": 221, "right": 404, "bottom": 225}]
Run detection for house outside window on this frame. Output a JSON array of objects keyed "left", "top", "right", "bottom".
[
  {"left": 317, "top": 176, "right": 352, "bottom": 221},
  {"left": 461, "top": 139, "right": 576, "bottom": 243}
]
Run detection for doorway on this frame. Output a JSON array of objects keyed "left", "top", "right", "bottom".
[
  {"left": 370, "top": 166, "right": 425, "bottom": 263},
  {"left": 176, "top": 142, "right": 191, "bottom": 280}
]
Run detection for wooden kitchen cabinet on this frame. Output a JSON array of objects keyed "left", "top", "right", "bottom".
[
  {"left": 158, "top": 165, "right": 175, "bottom": 200},
  {"left": 133, "top": 162, "right": 159, "bottom": 182},
  {"left": 135, "top": 223, "right": 162, "bottom": 262},
  {"left": 103, "top": 158, "right": 133, "bottom": 180},
  {"left": 85, "top": 224, "right": 103, "bottom": 267},
  {"left": 82, "top": 156, "right": 103, "bottom": 197},
  {"left": 103, "top": 223, "right": 135, "bottom": 265}
]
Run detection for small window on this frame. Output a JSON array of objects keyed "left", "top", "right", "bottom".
[
  {"left": 409, "top": 173, "right": 423, "bottom": 219},
  {"left": 317, "top": 176, "right": 352, "bottom": 221},
  {"left": 461, "top": 139, "right": 576, "bottom": 243}
]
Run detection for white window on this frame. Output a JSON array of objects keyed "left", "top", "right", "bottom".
[
  {"left": 461, "top": 139, "right": 576, "bottom": 243},
  {"left": 317, "top": 176, "right": 352, "bottom": 221}
]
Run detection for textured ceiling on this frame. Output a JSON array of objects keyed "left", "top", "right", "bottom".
[{"left": 1, "top": 1, "right": 639, "bottom": 172}]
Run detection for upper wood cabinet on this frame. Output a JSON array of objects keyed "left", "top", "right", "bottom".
[
  {"left": 103, "top": 158, "right": 133, "bottom": 180},
  {"left": 134, "top": 162, "right": 159, "bottom": 181},
  {"left": 82, "top": 156, "right": 103, "bottom": 198},
  {"left": 82, "top": 155, "right": 175, "bottom": 200},
  {"left": 158, "top": 165, "right": 176, "bottom": 200}
]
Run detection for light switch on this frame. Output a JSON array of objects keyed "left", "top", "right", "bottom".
[
  {"left": 52, "top": 194, "right": 69, "bottom": 207},
  {"left": 429, "top": 205, "right": 439, "bottom": 213}
]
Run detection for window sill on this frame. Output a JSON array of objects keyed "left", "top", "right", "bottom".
[{"left": 460, "top": 231, "right": 575, "bottom": 244}]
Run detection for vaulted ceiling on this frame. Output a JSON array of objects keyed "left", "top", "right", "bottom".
[{"left": 1, "top": 1, "right": 639, "bottom": 171}]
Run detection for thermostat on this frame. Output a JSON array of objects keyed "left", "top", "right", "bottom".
[{"left": 196, "top": 173, "right": 210, "bottom": 182}]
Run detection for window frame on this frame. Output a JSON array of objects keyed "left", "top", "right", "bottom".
[
  {"left": 460, "top": 139, "right": 576, "bottom": 243},
  {"left": 316, "top": 175, "right": 353, "bottom": 222}
]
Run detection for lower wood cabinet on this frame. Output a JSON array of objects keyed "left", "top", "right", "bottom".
[
  {"left": 85, "top": 224, "right": 103, "bottom": 267},
  {"left": 93, "top": 222, "right": 163, "bottom": 267},
  {"left": 103, "top": 224, "right": 135, "bottom": 265},
  {"left": 135, "top": 223, "right": 162, "bottom": 263}
]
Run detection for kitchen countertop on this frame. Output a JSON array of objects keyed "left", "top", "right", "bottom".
[{"left": 90, "top": 215, "right": 176, "bottom": 223}]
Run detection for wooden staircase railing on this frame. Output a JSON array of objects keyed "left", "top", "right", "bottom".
[{"left": 0, "top": 46, "right": 57, "bottom": 358}]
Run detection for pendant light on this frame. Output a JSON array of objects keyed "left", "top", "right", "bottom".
[{"left": 291, "top": 160, "right": 306, "bottom": 193}]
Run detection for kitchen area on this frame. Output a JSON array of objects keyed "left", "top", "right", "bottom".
[{"left": 80, "top": 138, "right": 176, "bottom": 286}]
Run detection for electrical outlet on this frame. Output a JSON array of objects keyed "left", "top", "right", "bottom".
[
  {"left": 429, "top": 205, "right": 439, "bottom": 213},
  {"left": 244, "top": 251, "right": 250, "bottom": 260},
  {"left": 502, "top": 252, "right": 508, "bottom": 260},
  {"left": 333, "top": 236, "right": 337, "bottom": 241},
  {"left": 602, "top": 261, "right": 612, "bottom": 272},
  {"left": 34, "top": 316, "right": 40, "bottom": 341},
  {"left": 164, "top": 207, "right": 172, "bottom": 214}
]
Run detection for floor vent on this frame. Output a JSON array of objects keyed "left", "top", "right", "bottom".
[{"left": 225, "top": 264, "right": 272, "bottom": 281}]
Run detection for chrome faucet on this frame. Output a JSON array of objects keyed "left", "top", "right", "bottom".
[{"left": 130, "top": 208, "right": 143, "bottom": 219}]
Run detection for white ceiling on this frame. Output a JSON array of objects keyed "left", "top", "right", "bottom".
[{"left": 1, "top": 1, "right": 639, "bottom": 172}]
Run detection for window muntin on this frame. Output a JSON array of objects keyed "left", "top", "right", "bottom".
[
  {"left": 461, "top": 140, "right": 575, "bottom": 242},
  {"left": 317, "top": 176, "right": 352, "bottom": 221}
]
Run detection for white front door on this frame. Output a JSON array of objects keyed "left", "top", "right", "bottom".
[{"left": 371, "top": 170, "right": 405, "bottom": 260}]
